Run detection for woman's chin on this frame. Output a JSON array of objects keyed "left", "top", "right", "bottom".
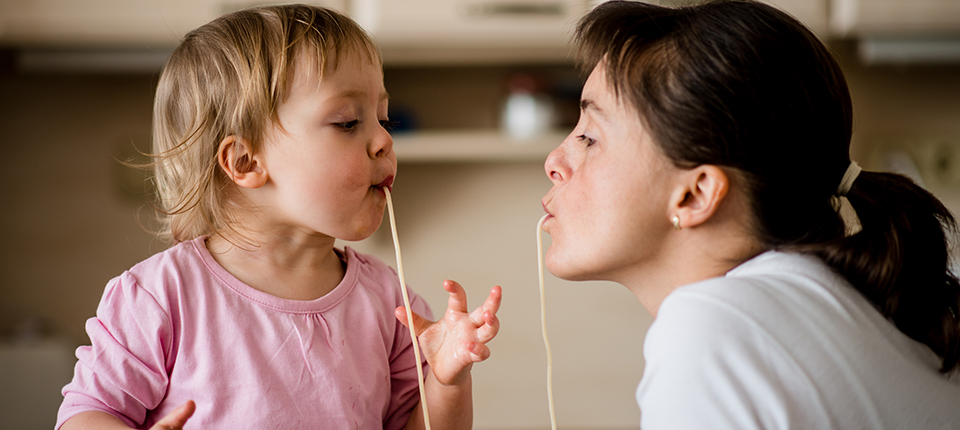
[{"left": 546, "top": 255, "right": 598, "bottom": 282}]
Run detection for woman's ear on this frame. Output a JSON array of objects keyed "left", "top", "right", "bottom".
[
  {"left": 217, "top": 135, "right": 267, "bottom": 189},
  {"left": 669, "top": 165, "right": 729, "bottom": 229}
]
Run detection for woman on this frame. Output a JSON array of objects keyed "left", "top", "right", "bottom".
[{"left": 540, "top": 1, "right": 960, "bottom": 428}]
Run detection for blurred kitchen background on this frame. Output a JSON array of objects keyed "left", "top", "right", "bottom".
[{"left": 1, "top": 0, "right": 959, "bottom": 429}]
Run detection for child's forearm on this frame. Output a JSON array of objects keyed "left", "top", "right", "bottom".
[
  {"left": 406, "top": 372, "right": 473, "bottom": 430},
  {"left": 60, "top": 411, "right": 133, "bottom": 430},
  {"left": 61, "top": 401, "right": 194, "bottom": 430}
]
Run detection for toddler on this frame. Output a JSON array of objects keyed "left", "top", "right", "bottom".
[{"left": 56, "top": 4, "right": 501, "bottom": 429}]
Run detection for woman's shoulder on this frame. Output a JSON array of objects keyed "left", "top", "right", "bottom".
[
  {"left": 642, "top": 251, "right": 855, "bottom": 429},
  {"left": 653, "top": 251, "right": 855, "bottom": 357},
  {"left": 647, "top": 253, "right": 960, "bottom": 429}
]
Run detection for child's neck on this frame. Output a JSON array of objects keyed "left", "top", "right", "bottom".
[{"left": 205, "top": 233, "right": 346, "bottom": 301}]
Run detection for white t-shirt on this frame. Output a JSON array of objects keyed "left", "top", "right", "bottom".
[{"left": 637, "top": 251, "right": 960, "bottom": 429}]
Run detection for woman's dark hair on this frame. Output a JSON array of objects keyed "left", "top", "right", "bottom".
[{"left": 576, "top": 0, "right": 960, "bottom": 373}]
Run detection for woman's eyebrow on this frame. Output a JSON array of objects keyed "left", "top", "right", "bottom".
[
  {"left": 580, "top": 98, "right": 608, "bottom": 123},
  {"left": 579, "top": 98, "right": 596, "bottom": 112}
]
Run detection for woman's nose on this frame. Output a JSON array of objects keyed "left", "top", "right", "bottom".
[{"left": 544, "top": 138, "right": 571, "bottom": 184}]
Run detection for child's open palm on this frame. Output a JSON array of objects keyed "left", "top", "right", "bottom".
[{"left": 395, "top": 280, "right": 502, "bottom": 386}]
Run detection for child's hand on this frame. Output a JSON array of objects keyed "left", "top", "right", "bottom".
[
  {"left": 150, "top": 401, "right": 195, "bottom": 430},
  {"left": 395, "top": 280, "right": 502, "bottom": 386}
]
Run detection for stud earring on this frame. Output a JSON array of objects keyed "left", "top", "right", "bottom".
[{"left": 671, "top": 215, "right": 681, "bottom": 230}]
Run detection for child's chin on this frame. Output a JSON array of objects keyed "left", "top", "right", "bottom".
[{"left": 341, "top": 224, "right": 381, "bottom": 242}]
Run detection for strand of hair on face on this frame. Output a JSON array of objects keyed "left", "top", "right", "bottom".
[
  {"left": 537, "top": 214, "right": 557, "bottom": 430},
  {"left": 384, "top": 187, "right": 431, "bottom": 430}
]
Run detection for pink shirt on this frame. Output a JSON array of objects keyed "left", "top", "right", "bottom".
[{"left": 57, "top": 237, "right": 432, "bottom": 429}]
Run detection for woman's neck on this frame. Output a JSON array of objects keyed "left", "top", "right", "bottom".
[{"left": 625, "top": 238, "right": 763, "bottom": 317}]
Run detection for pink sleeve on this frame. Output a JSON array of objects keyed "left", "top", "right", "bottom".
[
  {"left": 383, "top": 289, "right": 434, "bottom": 430},
  {"left": 57, "top": 272, "right": 174, "bottom": 429}
]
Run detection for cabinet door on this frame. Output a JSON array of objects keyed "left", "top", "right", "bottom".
[
  {"left": 831, "top": 0, "right": 960, "bottom": 35},
  {"left": 0, "top": 0, "right": 347, "bottom": 47},
  {"left": 0, "top": 0, "right": 217, "bottom": 46},
  {"left": 353, "top": 0, "right": 592, "bottom": 49}
]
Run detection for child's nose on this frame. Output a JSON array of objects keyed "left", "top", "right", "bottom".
[{"left": 370, "top": 126, "right": 394, "bottom": 158}]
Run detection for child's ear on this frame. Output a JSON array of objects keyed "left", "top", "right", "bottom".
[
  {"left": 668, "top": 165, "right": 729, "bottom": 229},
  {"left": 217, "top": 135, "right": 267, "bottom": 189}
]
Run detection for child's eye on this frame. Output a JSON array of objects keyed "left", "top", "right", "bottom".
[
  {"left": 335, "top": 120, "right": 360, "bottom": 131},
  {"left": 380, "top": 119, "right": 400, "bottom": 131},
  {"left": 577, "top": 134, "right": 596, "bottom": 147}
]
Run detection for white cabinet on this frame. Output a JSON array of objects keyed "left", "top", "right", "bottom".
[
  {"left": 831, "top": 0, "right": 960, "bottom": 35},
  {"left": 0, "top": 0, "right": 215, "bottom": 47},
  {"left": 351, "top": 0, "right": 593, "bottom": 64},
  {"left": 0, "top": 0, "right": 347, "bottom": 47},
  {"left": 354, "top": 0, "right": 830, "bottom": 64},
  {"left": 4, "top": 0, "right": 959, "bottom": 49},
  {"left": 353, "top": 0, "right": 590, "bottom": 47}
]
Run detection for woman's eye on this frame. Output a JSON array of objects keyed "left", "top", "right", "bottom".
[
  {"left": 336, "top": 120, "right": 360, "bottom": 131},
  {"left": 380, "top": 119, "right": 400, "bottom": 131},
  {"left": 577, "top": 134, "right": 596, "bottom": 146}
]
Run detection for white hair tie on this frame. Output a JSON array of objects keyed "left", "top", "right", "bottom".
[{"left": 837, "top": 161, "right": 861, "bottom": 196}]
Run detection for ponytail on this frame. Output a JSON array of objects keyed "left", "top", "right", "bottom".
[{"left": 804, "top": 171, "right": 960, "bottom": 373}]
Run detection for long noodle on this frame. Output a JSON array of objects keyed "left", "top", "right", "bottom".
[
  {"left": 537, "top": 214, "right": 557, "bottom": 430},
  {"left": 384, "top": 188, "right": 431, "bottom": 430}
]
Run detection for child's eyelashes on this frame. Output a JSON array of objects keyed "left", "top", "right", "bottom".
[
  {"left": 333, "top": 119, "right": 399, "bottom": 132},
  {"left": 577, "top": 134, "right": 596, "bottom": 147},
  {"left": 380, "top": 119, "right": 400, "bottom": 131},
  {"left": 335, "top": 120, "right": 360, "bottom": 131}
]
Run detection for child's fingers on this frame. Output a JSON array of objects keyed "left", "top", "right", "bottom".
[
  {"left": 482, "top": 285, "right": 502, "bottom": 315},
  {"left": 468, "top": 341, "right": 492, "bottom": 362},
  {"left": 443, "top": 280, "right": 470, "bottom": 314},
  {"left": 395, "top": 306, "right": 434, "bottom": 336},
  {"left": 150, "top": 400, "right": 195, "bottom": 430},
  {"left": 469, "top": 286, "right": 502, "bottom": 325},
  {"left": 476, "top": 309, "right": 501, "bottom": 343}
]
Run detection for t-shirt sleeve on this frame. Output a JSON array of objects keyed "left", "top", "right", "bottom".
[
  {"left": 383, "top": 287, "right": 434, "bottom": 430},
  {"left": 636, "top": 290, "right": 800, "bottom": 430},
  {"left": 57, "top": 272, "right": 174, "bottom": 429}
]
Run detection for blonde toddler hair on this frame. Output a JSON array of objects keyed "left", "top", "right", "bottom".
[{"left": 151, "top": 4, "right": 381, "bottom": 243}]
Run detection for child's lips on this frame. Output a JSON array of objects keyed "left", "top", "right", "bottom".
[{"left": 374, "top": 175, "right": 395, "bottom": 192}]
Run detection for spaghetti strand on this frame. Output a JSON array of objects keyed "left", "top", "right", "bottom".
[
  {"left": 537, "top": 214, "right": 557, "bottom": 430},
  {"left": 384, "top": 188, "right": 431, "bottom": 430}
]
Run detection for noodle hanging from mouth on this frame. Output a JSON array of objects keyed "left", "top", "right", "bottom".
[
  {"left": 384, "top": 187, "right": 431, "bottom": 430},
  {"left": 537, "top": 214, "right": 557, "bottom": 430}
]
